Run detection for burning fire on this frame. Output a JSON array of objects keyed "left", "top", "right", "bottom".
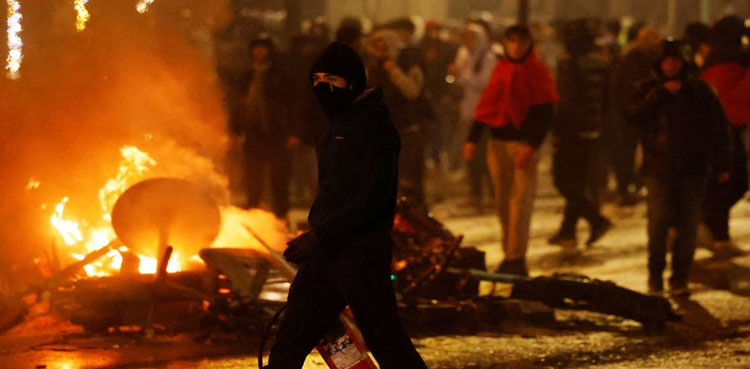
[
  {"left": 50, "top": 197, "right": 84, "bottom": 246},
  {"left": 74, "top": 0, "right": 90, "bottom": 32},
  {"left": 48, "top": 144, "right": 287, "bottom": 277},
  {"left": 49, "top": 146, "right": 162, "bottom": 276},
  {"left": 5, "top": 0, "right": 22, "bottom": 79},
  {"left": 135, "top": 0, "right": 155, "bottom": 14},
  {"left": 99, "top": 146, "right": 156, "bottom": 221}
]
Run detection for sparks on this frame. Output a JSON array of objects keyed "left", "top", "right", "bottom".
[
  {"left": 5, "top": 0, "right": 22, "bottom": 79},
  {"left": 135, "top": 0, "right": 154, "bottom": 14},
  {"left": 74, "top": 0, "right": 90, "bottom": 32},
  {"left": 27, "top": 177, "right": 40, "bottom": 191}
]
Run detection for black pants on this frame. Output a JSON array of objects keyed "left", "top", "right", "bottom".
[
  {"left": 553, "top": 137, "right": 606, "bottom": 235},
  {"left": 646, "top": 176, "right": 707, "bottom": 285},
  {"left": 244, "top": 143, "right": 291, "bottom": 218},
  {"left": 703, "top": 126, "right": 749, "bottom": 241},
  {"left": 268, "top": 233, "right": 427, "bottom": 369}
]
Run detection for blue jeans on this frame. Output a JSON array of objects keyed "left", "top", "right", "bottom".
[{"left": 646, "top": 176, "right": 707, "bottom": 285}]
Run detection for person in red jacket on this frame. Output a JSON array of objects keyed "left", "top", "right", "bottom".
[
  {"left": 464, "top": 25, "right": 558, "bottom": 276},
  {"left": 700, "top": 16, "right": 750, "bottom": 258}
]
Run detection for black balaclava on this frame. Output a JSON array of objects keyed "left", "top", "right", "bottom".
[{"left": 310, "top": 41, "right": 367, "bottom": 117}]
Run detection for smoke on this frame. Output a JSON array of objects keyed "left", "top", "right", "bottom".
[{"left": 0, "top": 0, "right": 236, "bottom": 278}]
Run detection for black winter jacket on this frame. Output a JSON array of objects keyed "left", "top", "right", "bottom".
[
  {"left": 555, "top": 52, "right": 610, "bottom": 138},
  {"left": 624, "top": 76, "right": 730, "bottom": 178},
  {"left": 308, "top": 88, "right": 400, "bottom": 252}
]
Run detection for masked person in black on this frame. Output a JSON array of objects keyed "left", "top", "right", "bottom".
[{"left": 266, "top": 42, "right": 428, "bottom": 369}]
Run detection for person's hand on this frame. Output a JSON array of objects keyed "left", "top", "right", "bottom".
[
  {"left": 515, "top": 144, "right": 537, "bottom": 169},
  {"left": 718, "top": 171, "right": 730, "bottom": 184},
  {"left": 463, "top": 142, "right": 477, "bottom": 161},
  {"left": 286, "top": 136, "right": 301, "bottom": 149},
  {"left": 382, "top": 60, "right": 397, "bottom": 72},
  {"left": 283, "top": 231, "right": 319, "bottom": 264},
  {"left": 663, "top": 80, "right": 682, "bottom": 94}
]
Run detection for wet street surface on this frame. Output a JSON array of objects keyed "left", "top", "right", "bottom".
[{"left": 2, "top": 164, "right": 750, "bottom": 369}]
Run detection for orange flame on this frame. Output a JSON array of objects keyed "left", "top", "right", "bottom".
[
  {"left": 49, "top": 146, "right": 162, "bottom": 276},
  {"left": 48, "top": 145, "right": 288, "bottom": 277}
]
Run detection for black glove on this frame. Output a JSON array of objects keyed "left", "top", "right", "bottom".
[{"left": 283, "top": 231, "right": 320, "bottom": 264}]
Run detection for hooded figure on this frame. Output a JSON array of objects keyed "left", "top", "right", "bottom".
[
  {"left": 623, "top": 39, "right": 730, "bottom": 295},
  {"left": 267, "top": 42, "right": 427, "bottom": 369}
]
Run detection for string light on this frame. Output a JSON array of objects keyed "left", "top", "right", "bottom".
[
  {"left": 74, "top": 0, "right": 90, "bottom": 31},
  {"left": 135, "top": 0, "right": 154, "bottom": 14},
  {"left": 5, "top": 0, "right": 22, "bottom": 79}
]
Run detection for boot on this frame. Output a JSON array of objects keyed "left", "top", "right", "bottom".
[
  {"left": 586, "top": 217, "right": 612, "bottom": 246},
  {"left": 495, "top": 259, "right": 529, "bottom": 277}
]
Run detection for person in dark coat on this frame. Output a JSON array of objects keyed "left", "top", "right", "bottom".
[
  {"left": 611, "top": 26, "right": 662, "bottom": 206},
  {"left": 231, "top": 37, "right": 299, "bottom": 219},
  {"left": 699, "top": 16, "right": 750, "bottom": 258},
  {"left": 549, "top": 19, "right": 612, "bottom": 249},
  {"left": 266, "top": 42, "right": 427, "bottom": 369},
  {"left": 624, "top": 40, "right": 730, "bottom": 296}
]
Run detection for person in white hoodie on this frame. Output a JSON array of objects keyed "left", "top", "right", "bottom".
[{"left": 451, "top": 22, "right": 499, "bottom": 210}]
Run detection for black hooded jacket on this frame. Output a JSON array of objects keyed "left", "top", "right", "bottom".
[{"left": 308, "top": 87, "right": 400, "bottom": 252}]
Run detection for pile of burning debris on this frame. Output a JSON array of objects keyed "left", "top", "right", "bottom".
[{"left": 0, "top": 181, "right": 680, "bottom": 341}]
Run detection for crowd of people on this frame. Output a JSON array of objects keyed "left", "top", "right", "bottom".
[{"left": 218, "top": 14, "right": 750, "bottom": 295}]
